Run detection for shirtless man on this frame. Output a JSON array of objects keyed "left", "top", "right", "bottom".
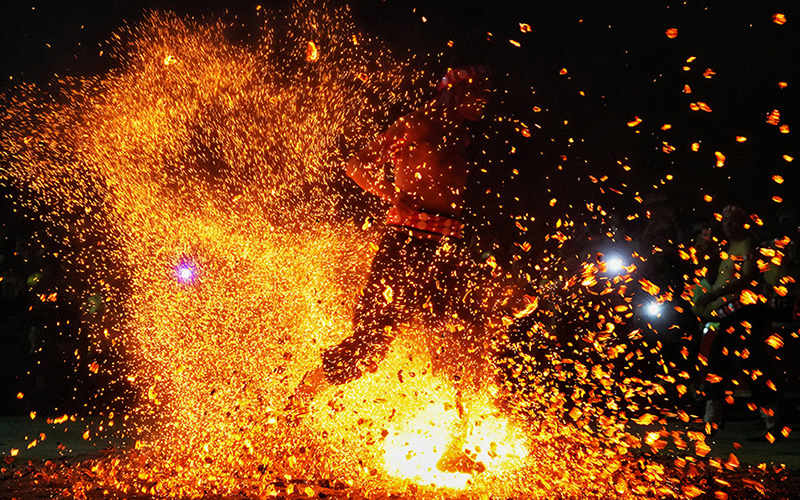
[{"left": 289, "top": 66, "right": 493, "bottom": 470}]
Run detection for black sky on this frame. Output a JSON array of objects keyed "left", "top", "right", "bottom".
[{"left": 2, "top": 0, "right": 798, "bottom": 231}]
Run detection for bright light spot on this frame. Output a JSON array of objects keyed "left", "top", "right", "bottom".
[
  {"left": 383, "top": 396, "right": 526, "bottom": 489},
  {"left": 176, "top": 263, "right": 197, "bottom": 284},
  {"left": 604, "top": 254, "right": 627, "bottom": 275},
  {"left": 645, "top": 301, "right": 664, "bottom": 318}
]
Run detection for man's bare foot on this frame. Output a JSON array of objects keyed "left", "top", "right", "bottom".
[
  {"left": 435, "top": 438, "right": 486, "bottom": 475},
  {"left": 285, "top": 366, "right": 330, "bottom": 417}
]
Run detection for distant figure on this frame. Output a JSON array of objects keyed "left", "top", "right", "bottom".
[
  {"left": 693, "top": 206, "right": 758, "bottom": 320},
  {"left": 693, "top": 206, "right": 776, "bottom": 439},
  {"left": 290, "top": 66, "right": 495, "bottom": 473}
]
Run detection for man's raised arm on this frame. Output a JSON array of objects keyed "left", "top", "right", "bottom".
[{"left": 345, "top": 123, "right": 403, "bottom": 203}]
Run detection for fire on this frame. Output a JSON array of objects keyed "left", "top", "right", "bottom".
[
  {"left": 306, "top": 40, "right": 319, "bottom": 61},
  {"left": 382, "top": 394, "right": 526, "bottom": 489},
  {"left": 3, "top": 2, "right": 795, "bottom": 499},
  {"left": 715, "top": 151, "right": 726, "bottom": 167},
  {"left": 627, "top": 116, "right": 642, "bottom": 127}
]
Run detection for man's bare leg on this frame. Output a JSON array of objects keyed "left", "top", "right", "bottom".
[
  {"left": 435, "top": 390, "right": 487, "bottom": 474},
  {"left": 286, "top": 365, "right": 331, "bottom": 415}
]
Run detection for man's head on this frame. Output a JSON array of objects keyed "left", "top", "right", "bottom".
[
  {"left": 721, "top": 205, "right": 751, "bottom": 241},
  {"left": 434, "top": 65, "right": 491, "bottom": 120}
]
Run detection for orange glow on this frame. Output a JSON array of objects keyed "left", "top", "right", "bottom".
[
  {"left": 665, "top": 28, "right": 678, "bottom": 38},
  {"left": 306, "top": 40, "right": 319, "bottom": 61},
  {"left": 766, "top": 109, "right": 780, "bottom": 125},
  {"left": 639, "top": 279, "right": 660, "bottom": 296},
  {"left": 559, "top": 68, "right": 568, "bottom": 75},
  {"left": 714, "top": 151, "right": 726, "bottom": 167},
  {"left": 773, "top": 13, "right": 787, "bottom": 25},
  {"left": 519, "top": 23, "right": 532, "bottom": 32},
  {"left": 627, "top": 116, "right": 642, "bottom": 127},
  {"left": 383, "top": 395, "right": 527, "bottom": 489},
  {"left": 735, "top": 135, "right": 747, "bottom": 142},
  {"left": 766, "top": 334, "right": 784, "bottom": 349},
  {"left": 740, "top": 289, "right": 759, "bottom": 305}
]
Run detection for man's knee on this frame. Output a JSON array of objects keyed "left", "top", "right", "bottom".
[{"left": 321, "top": 326, "right": 395, "bottom": 385}]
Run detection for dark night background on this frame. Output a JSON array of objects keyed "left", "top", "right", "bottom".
[{"left": 1, "top": 0, "right": 798, "bottom": 415}]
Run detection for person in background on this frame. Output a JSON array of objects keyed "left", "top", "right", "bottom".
[{"left": 693, "top": 205, "right": 778, "bottom": 439}]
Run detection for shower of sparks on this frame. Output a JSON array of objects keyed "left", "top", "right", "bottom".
[{"left": 0, "top": 1, "right": 797, "bottom": 499}]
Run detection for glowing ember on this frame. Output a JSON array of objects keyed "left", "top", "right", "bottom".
[
  {"left": 772, "top": 13, "right": 787, "bottom": 25},
  {"left": 306, "top": 40, "right": 319, "bottom": 61}
]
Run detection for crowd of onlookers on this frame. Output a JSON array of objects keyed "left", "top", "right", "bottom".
[
  {"left": 592, "top": 198, "right": 800, "bottom": 441},
  {"left": 0, "top": 232, "right": 83, "bottom": 415}
]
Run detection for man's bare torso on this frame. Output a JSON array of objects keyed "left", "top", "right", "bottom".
[{"left": 389, "top": 108, "right": 470, "bottom": 218}]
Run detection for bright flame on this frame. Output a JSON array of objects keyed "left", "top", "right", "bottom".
[{"left": 382, "top": 394, "right": 527, "bottom": 489}]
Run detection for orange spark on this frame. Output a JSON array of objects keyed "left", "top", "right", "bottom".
[
  {"left": 306, "top": 40, "right": 319, "bottom": 61},
  {"left": 766, "top": 109, "right": 780, "bottom": 125},
  {"left": 639, "top": 279, "right": 660, "bottom": 296},
  {"left": 765, "top": 334, "right": 784, "bottom": 349}
]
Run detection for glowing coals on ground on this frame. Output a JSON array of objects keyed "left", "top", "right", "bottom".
[{"left": 1, "top": 2, "right": 793, "bottom": 499}]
